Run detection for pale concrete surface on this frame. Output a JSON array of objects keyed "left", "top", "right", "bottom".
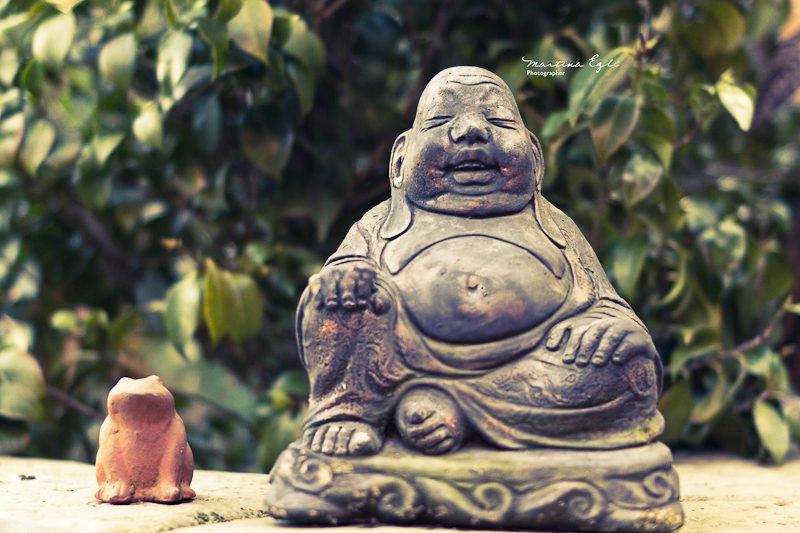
[
  {"left": 2, "top": 453, "right": 800, "bottom": 532},
  {"left": 0, "top": 456, "right": 268, "bottom": 533}
]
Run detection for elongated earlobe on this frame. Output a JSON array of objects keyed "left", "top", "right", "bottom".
[
  {"left": 529, "top": 130, "right": 566, "bottom": 248},
  {"left": 529, "top": 131, "right": 544, "bottom": 191},
  {"left": 390, "top": 132, "right": 408, "bottom": 188},
  {"left": 380, "top": 131, "right": 413, "bottom": 239}
]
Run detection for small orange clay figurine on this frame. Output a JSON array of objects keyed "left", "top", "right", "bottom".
[{"left": 95, "top": 375, "right": 195, "bottom": 504}]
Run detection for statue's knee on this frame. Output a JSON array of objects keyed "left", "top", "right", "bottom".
[{"left": 624, "top": 356, "right": 660, "bottom": 399}]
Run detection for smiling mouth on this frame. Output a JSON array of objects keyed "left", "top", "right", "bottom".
[{"left": 451, "top": 160, "right": 495, "bottom": 171}]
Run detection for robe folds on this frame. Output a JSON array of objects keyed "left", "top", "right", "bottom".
[{"left": 296, "top": 198, "right": 664, "bottom": 449}]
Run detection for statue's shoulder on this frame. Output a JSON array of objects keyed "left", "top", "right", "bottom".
[{"left": 356, "top": 200, "right": 391, "bottom": 237}]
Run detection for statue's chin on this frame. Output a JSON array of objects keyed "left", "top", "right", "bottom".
[{"left": 408, "top": 191, "right": 533, "bottom": 217}]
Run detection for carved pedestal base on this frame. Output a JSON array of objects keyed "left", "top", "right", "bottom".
[{"left": 264, "top": 438, "right": 683, "bottom": 532}]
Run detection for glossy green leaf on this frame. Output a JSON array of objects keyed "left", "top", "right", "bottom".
[
  {"left": 638, "top": 105, "right": 676, "bottom": 143},
  {"left": 165, "top": 273, "right": 203, "bottom": 357},
  {"left": 133, "top": 102, "right": 163, "bottom": 150},
  {"left": 658, "top": 380, "right": 692, "bottom": 443},
  {"left": 685, "top": 1, "right": 746, "bottom": 57},
  {"left": 46, "top": 0, "right": 83, "bottom": 12},
  {"left": 753, "top": 399, "right": 790, "bottom": 463},
  {"left": 777, "top": 393, "right": 800, "bottom": 444},
  {"left": 541, "top": 109, "right": 570, "bottom": 141},
  {"left": 240, "top": 103, "right": 294, "bottom": 178},
  {"left": 8, "top": 259, "right": 41, "bottom": 303},
  {"left": 92, "top": 131, "right": 126, "bottom": 166},
  {"left": 227, "top": 0, "right": 272, "bottom": 65},
  {"left": 19, "top": 60, "right": 44, "bottom": 98},
  {"left": 0, "top": 113, "right": 24, "bottom": 167},
  {"left": 590, "top": 94, "right": 640, "bottom": 163},
  {"left": 192, "top": 93, "right": 222, "bottom": 153},
  {"left": 690, "top": 360, "right": 727, "bottom": 424},
  {"left": 567, "top": 47, "right": 634, "bottom": 124},
  {"left": 32, "top": 12, "right": 75, "bottom": 70},
  {"left": 716, "top": 81, "right": 753, "bottom": 131},
  {"left": 0, "top": 48, "right": 19, "bottom": 85},
  {"left": 287, "top": 61, "right": 315, "bottom": 117},
  {"left": 268, "top": 369, "right": 309, "bottom": 409},
  {"left": 99, "top": 33, "right": 137, "bottom": 89},
  {"left": 202, "top": 259, "right": 264, "bottom": 346},
  {"left": 656, "top": 248, "right": 688, "bottom": 307},
  {"left": 227, "top": 272, "right": 264, "bottom": 345},
  {"left": 622, "top": 151, "right": 663, "bottom": 208},
  {"left": 259, "top": 408, "right": 305, "bottom": 469},
  {"left": 282, "top": 16, "right": 325, "bottom": 76},
  {"left": 18, "top": 119, "right": 55, "bottom": 176},
  {"left": 669, "top": 329, "right": 720, "bottom": 370},
  {"left": 0, "top": 238, "right": 20, "bottom": 285},
  {"left": 611, "top": 235, "right": 649, "bottom": 300},
  {"left": 0, "top": 348, "right": 45, "bottom": 421},
  {"left": 635, "top": 132, "right": 673, "bottom": 171},
  {"left": 215, "top": 0, "right": 244, "bottom": 23},
  {"left": 157, "top": 30, "right": 193, "bottom": 91}
]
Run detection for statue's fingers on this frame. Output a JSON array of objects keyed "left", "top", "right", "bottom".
[
  {"left": 546, "top": 322, "right": 570, "bottom": 351},
  {"left": 339, "top": 270, "right": 357, "bottom": 310},
  {"left": 308, "top": 275, "right": 325, "bottom": 309},
  {"left": 323, "top": 270, "right": 342, "bottom": 310},
  {"left": 592, "top": 328, "right": 627, "bottom": 366},
  {"left": 414, "top": 426, "right": 449, "bottom": 449},
  {"left": 612, "top": 331, "right": 653, "bottom": 364},
  {"left": 371, "top": 289, "right": 392, "bottom": 315},
  {"left": 354, "top": 270, "right": 373, "bottom": 308},
  {"left": 562, "top": 325, "right": 588, "bottom": 365},
  {"left": 576, "top": 324, "right": 605, "bottom": 365},
  {"left": 320, "top": 425, "right": 340, "bottom": 454}
]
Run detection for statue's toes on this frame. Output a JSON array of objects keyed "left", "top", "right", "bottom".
[
  {"left": 347, "top": 424, "right": 382, "bottom": 455},
  {"left": 412, "top": 425, "right": 452, "bottom": 452},
  {"left": 304, "top": 422, "right": 382, "bottom": 455}
]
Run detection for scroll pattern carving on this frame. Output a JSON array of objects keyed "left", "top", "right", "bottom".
[{"left": 265, "top": 442, "right": 684, "bottom": 532}]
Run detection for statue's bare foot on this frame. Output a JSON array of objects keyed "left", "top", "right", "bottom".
[
  {"left": 303, "top": 420, "right": 382, "bottom": 456},
  {"left": 395, "top": 387, "right": 470, "bottom": 454}
]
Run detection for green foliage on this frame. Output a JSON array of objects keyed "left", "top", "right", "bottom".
[{"left": 0, "top": 0, "right": 798, "bottom": 469}]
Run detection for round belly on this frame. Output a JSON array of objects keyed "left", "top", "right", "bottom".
[{"left": 393, "top": 236, "right": 570, "bottom": 343}]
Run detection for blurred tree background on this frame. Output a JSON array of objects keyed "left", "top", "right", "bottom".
[{"left": 1, "top": 0, "right": 799, "bottom": 471}]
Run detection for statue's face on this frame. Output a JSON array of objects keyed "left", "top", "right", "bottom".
[{"left": 399, "top": 74, "right": 537, "bottom": 216}]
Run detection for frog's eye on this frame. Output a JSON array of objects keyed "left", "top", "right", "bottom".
[{"left": 422, "top": 115, "right": 453, "bottom": 131}]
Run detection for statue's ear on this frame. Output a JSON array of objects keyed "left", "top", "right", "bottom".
[
  {"left": 529, "top": 130, "right": 566, "bottom": 248},
  {"left": 529, "top": 130, "right": 544, "bottom": 191},
  {"left": 380, "top": 131, "right": 413, "bottom": 240},
  {"left": 389, "top": 131, "right": 408, "bottom": 188}
]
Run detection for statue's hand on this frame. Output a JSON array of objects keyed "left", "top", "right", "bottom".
[
  {"left": 545, "top": 312, "right": 656, "bottom": 367},
  {"left": 309, "top": 261, "right": 392, "bottom": 314}
]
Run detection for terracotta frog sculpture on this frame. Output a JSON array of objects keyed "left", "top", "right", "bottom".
[
  {"left": 95, "top": 375, "right": 195, "bottom": 504},
  {"left": 296, "top": 66, "right": 663, "bottom": 457}
]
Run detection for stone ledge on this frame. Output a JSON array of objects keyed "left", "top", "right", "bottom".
[
  {"left": 0, "top": 456, "right": 268, "bottom": 533},
  {"left": 3, "top": 452, "right": 800, "bottom": 532}
]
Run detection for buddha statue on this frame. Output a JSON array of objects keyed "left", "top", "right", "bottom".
[{"left": 266, "top": 66, "right": 682, "bottom": 533}]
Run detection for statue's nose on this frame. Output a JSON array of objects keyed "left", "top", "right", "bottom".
[{"left": 449, "top": 115, "right": 490, "bottom": 144}]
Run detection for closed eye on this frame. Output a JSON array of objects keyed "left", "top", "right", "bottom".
[
  {"left": 488, "top": 118, "right": 517, "bottom": 129},
  {"left": 422, "top": 115, "right": 453, "bottom": 131}
]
